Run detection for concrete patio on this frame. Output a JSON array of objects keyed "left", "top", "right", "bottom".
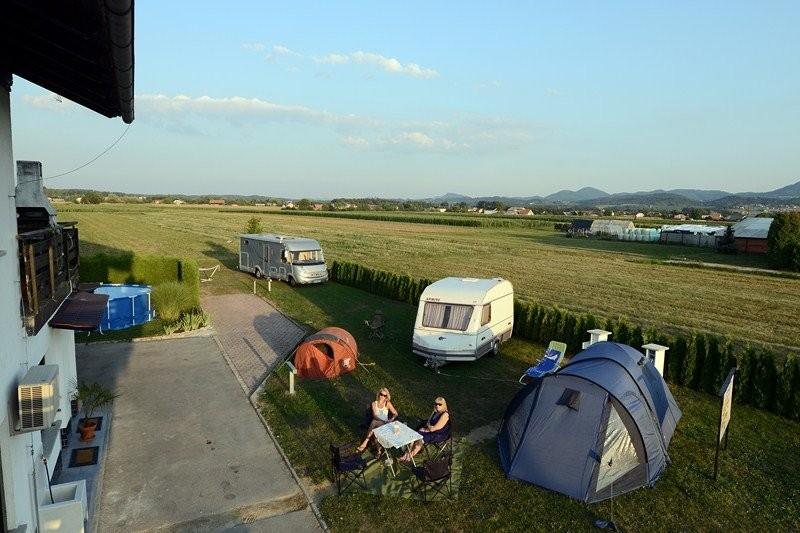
[{"left": 77, "top": 337, "right": 320, "bottom": 532}]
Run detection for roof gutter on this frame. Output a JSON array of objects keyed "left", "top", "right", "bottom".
[{"left": 104, "top": 0, "right": 134, "bottom": 123}]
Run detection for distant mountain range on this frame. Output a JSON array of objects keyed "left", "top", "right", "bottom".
[{"left": 426, "top": 180, "right": 800, "bottom": 208}]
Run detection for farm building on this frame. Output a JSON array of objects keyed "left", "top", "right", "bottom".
[
  {"left": 590, "top": 219, "right": 635, "bottom": 237},
  {"left": 731, "top": 217, "right": 773, "bottom": 254},
  {"left": 209, "top": 199, "right": 226, "bottom": 205},
  {"left": 568, "top": 219, "right": 593, "bottom": 235},
  {"left": 659, "top": 224, "right": 725, "bottom": 247}
]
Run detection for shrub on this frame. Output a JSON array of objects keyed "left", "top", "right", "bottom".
[
  {"left": 767, "top": 212, "right": 800, "bottom": 271},
  {"left": 82, "top": 191, "right": 103, "bottom": 204},
  {"left": 178, "top": 310, "right": 210, "bottom": 332},
  {"left": 245, "top": 216, "right": 263, "bottom": 234},
  {"left": 151, "top": 282, "right": 196, "bottom": 323}
]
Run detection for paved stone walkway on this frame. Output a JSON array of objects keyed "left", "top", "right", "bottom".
[
  {"left": 77, "top": 337, "right": 320, "bottom": 532},
  {"left": 203, "top": 294, "right": 306, "bottom": 394}
]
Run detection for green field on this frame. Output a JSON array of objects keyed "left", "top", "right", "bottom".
[{"left": 61, "top": 204, "right": 800, "bottom": 349}]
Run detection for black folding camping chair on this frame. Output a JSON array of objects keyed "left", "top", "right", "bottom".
[
  {"left": 364, "top": 310, "right": 386, "bottom": 339},
  {"left": 412, "top": 451, "right": 453, "bottom": 502},
  {"left": 330, "top": 443, "right": 368, "bottom": 495}
]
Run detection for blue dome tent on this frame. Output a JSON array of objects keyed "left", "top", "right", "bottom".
[{"left": 497, "top": 342, "right": 682, "bottom": 502}]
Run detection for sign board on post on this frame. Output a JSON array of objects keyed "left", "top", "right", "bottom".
[{"left": 714, "top": 367, "right": 736, "bottom": 480}]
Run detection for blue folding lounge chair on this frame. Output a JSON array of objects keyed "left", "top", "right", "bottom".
[{"left": 519, "top": 341, "right": 567, "bottom": 383}]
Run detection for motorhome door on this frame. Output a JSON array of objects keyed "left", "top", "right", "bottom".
[{"left": 277, "top": 246, "right": 288, "bottom": 279}]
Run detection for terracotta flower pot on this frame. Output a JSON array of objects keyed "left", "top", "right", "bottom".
[{"left": 79, "top": 420, "right": 98, "bottom": 442}]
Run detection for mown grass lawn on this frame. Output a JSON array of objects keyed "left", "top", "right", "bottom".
[
  {"left": 61, "top": 204, "right": 800, "bottom": 349},
  {"left": 259, "top": 281, "right": 800, "bottom": 533}
]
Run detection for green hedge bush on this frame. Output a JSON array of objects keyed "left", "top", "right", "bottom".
[
  {"left": 80, "top": 253, "right": 200, "bottom": 308},
  {"left": 329, "top": 259, "right": 800, "bottom": 420}
]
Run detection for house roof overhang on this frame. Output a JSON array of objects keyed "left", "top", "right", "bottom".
[{"left": 0, "top": 0, "right": 135, "bottom": 123}]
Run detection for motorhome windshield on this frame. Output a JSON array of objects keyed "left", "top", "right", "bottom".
[
  {"left": 291, "top": 249, "right": 324, "bottom": 265},
  {"left": 422, "top": 302, "right": 474, "bottom": 331}
]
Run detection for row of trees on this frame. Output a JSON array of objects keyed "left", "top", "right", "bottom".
[{"left": 328, "top": 259, "right": 800, "bottom": 420}]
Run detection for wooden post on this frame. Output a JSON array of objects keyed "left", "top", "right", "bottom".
[
  {"left": 48, "top": 242, "right": 56, "bottom": 298},
  {"left": 253, "top": 280, "right": 257, "bottom": 294},
  {"left": 285, "top": 361, "right": 297, "bottom": 395},
  {"left": 27, "top": 244, "right": 39, "bottom": 314}
]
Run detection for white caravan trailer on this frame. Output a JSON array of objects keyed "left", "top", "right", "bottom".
[
  {"left": 412, "top": 277, "right": 514, "bottom": 362},
  {"left": 239, "top": 234, "right": 328, "bottom": 285}
]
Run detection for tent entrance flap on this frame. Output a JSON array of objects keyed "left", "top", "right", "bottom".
[{"left": 596, "top": 405, "right": 640, "bottom": 492}]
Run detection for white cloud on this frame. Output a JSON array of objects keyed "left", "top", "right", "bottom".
[
  {"left": 135, "top": 94, "right": 359, "bottom": 128},
  {"left": 21, "top": 93, "right": 74, "bottom": 111},
  {"left": 400, "top": 132, "right": 435, "bottom": 147},
  {"left": 273, "top": 45, "right": 302, "bottom": 58},
  {"left": 242, "top": 42, "right": 267, "bottom": 52},
  {"left": 351, "top": 51, "right": 438, "bottom": 79},
  {"left": 315, "top": 53, "right": 350, "bottom": 65},
  {"left": 23, "top": 90, "right": 533, "bottom": 154},
  {"left": 243, "top": 43, "right": 438, "bottom": 79},
  {"left": 343, "top": 136, "right": 370, "bottom": 148}
]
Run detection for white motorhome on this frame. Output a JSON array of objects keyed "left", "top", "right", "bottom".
[
  {"left": 412, "top": 277, "right": 514, "bottom": 362},
  {"left": 239, "top": 234, "right": 329, "bottom": 285}
]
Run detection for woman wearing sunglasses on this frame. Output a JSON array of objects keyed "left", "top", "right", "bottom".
[
  {"left": 400, "top": 397, "right": 450, "bottom": 462},
  {"left": 356, "top": 387, "right": 398, "bottom": 453}
]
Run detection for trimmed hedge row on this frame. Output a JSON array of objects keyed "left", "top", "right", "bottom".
[
  {"left": 226, "top": 209, "right": 555, "bottom": 229},
  {"left": 81, "top": 253, "right": 200, "bottom": 307},
  {"left": 329, "top": 260, "right": 800, "bottom": 420}
]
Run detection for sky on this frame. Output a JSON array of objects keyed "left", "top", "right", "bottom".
[{"left": 9, "top": 1, "right": 800, "bottom": 198}]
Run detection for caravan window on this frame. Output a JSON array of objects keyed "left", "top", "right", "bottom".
[
  {"left": 480, "top": 304, "right": 491, "bottom": 326},
  {"left": 422, "top": 302, "right": 474, "bottom": 331},
  {"left": 291, "top": 249, "right": 324, "bottom": 265}
]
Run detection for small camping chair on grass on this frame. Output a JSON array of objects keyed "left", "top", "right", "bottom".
[
  {"left": 519, "top": 341, "right": 567, "bottom": 383},
  {"left": 413, "top": 451, "right": 453, "bottom": 502},
  {"left": 330, "top": 443, "right": 368, "bottom": 496},
  {"left": 423, "top": 416, "right": 453, "bottom": 461},
  {"left": 364, "top": 310, "right": 386, "bottom": 339}
]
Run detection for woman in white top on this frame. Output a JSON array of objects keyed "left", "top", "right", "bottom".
[{"left": 356, "top": 387, "right": 398, "bottom": 453}]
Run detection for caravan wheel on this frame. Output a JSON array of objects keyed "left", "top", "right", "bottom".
[
  {"left": 288, "top": 276, "right": 297, "bottom": 287},
  {"left": 490, "top": 340, "right": 500, "bottom": 356},
  {"left": 254, "top": 268, "right": 263, "bottom": 279}
]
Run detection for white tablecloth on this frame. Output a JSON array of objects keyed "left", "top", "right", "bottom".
[{"left": 372, "top": 422, "right": 423, "bottom": 450}]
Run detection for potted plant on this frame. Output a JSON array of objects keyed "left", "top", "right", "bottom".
[{"left": 71, "top": 382, "right": 119, "bottom": 442}]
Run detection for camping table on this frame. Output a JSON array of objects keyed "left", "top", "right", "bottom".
[{"left": 372, "top": 421, "right": 423, "bottom": 477}]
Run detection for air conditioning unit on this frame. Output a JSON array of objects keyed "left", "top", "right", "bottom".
[{"left": 17, "top": 365, "right": 60, "bottom": 432}]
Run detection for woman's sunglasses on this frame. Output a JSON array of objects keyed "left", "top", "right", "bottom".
[
  {"left": 379, "top": 393, "right": 388, "bottom": 397},
  {"left": 435, "top": 402, "right": 443, "bottom": 406}
]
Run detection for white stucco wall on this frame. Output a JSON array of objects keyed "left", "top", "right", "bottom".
[{"left": 0, "top": 84, "right": 79, "bottom": 532}]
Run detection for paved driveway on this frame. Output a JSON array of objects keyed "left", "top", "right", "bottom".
[
  {"left": 202, "top": 294, "right": 306, "bottom": 394},
  {"left": 77, "top": 337, "right": 320, "bottom": 532}
]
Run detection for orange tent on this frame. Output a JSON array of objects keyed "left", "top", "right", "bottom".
[{"left": 294, "top": 327, "right": 358, "bottom": 379}]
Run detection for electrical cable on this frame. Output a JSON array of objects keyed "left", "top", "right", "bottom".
[{"left": 17, "top": 123, "right": 132, "bottom": 185}]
